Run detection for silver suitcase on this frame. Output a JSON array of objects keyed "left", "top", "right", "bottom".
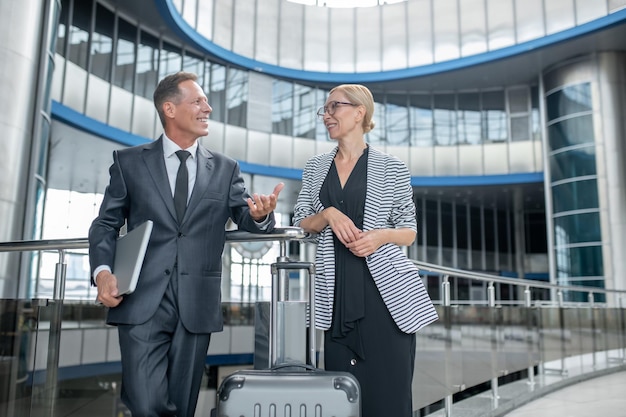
[{"left": 214, "top": 261, "right": 361, "bottom": 416}]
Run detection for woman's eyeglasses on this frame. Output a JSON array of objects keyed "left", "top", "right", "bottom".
[{"left": 316, "top": 101, "right": 358, "bottom": 119}]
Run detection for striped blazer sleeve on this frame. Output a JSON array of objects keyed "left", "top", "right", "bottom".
[{"left": 364, "top": 148, "right": 438, "bottom": 333}]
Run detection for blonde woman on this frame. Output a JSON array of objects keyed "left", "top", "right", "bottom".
[{"left": 293, "top": 84, "right": 437, "bottom": 416}]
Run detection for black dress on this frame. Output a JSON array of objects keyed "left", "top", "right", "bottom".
[{"left": 320, "top": 148, "right": 417, "bottom": 417}]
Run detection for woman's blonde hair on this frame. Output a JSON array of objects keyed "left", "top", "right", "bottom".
[{"left": 329, "top": 84, "right": 376, "bottom": 133}]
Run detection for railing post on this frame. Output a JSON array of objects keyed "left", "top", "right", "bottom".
[
  {"left": 618, "top": 297, "right": 626, "bottom": 363},
  {"left": 441, "top": 275, "right": 452, "bottom": 417},
  {"left": 589, "top": 292, "right": 597, "bottom": 369},
  {"left": 488, "top": 282, "right": 499, "bottom": 407},
  {"left": 525, "top": 286, "right": 535, "bottom": 387},
  {"left": 43, "top": 249, "right": 67, "bottom": 417}
]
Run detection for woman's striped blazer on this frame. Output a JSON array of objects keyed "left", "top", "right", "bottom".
[{"left": 293, "top": 145, "right": 438, "bottom": 334}]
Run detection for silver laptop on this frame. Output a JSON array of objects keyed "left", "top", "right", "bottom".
[{"left": 113, "top": 220, "right": 153, "bottom": 295}]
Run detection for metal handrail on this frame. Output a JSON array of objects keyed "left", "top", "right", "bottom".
[
  {"left": 0, "top": 226, "right": 307, "bottom": 252},
  {"left": 0, "top": 226, "right": 307, "bottom": 417},
  {"left": 413, "top": 259, "right": 626, "bottom": 299}
]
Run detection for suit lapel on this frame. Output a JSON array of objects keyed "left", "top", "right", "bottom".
[{"left": 143, "top": 137, "right": 177, "bottom": 222}]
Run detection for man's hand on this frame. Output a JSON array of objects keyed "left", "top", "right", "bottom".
[
  {"left": 248, "top": 182, "right": 284, "bottom": 221},
  {"left": 96, "top": 270, "right": 123, "bottom": 307}
]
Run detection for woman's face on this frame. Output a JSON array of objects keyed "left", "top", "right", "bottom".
[{"left": 321, "top": 91, "right": 362, "bottom": 140}]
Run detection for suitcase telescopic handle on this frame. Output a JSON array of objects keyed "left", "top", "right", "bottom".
[{"left": 270, "top": 261, "right": 316, "bottom": 367}]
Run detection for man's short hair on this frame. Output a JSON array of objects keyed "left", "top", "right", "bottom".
[{"left": 153, "top": 71, "right": 199, "bottom": 127}]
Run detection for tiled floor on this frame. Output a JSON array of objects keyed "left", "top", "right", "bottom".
[{"left": 503, "top": 370, "right": 626, "bottom": 417}]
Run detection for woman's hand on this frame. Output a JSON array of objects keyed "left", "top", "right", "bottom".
[
  {"left": 346, "top": 228, "right": 416, "bottom": 258},
  {"left": 345, "top": 229, "right": 383, "bottom": 257},
  {"left": 324, "top": 207, "right": 362, "bottom": 246}
]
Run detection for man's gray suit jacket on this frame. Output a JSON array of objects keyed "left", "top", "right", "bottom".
[{"left": 88, "top": 137, "right": 275, "bottom": 334}]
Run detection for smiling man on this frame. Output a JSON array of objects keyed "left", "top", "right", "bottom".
[{"left": 88, "top": 71, "right": 284, "bottom": 417}]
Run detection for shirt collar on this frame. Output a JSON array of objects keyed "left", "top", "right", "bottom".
[{"left": 162, "top": 133, "right": 198, "bottom": 159}]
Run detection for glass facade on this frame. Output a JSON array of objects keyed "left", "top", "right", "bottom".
[
  {"left": 54, "top": 0, "right": 542, "bottom": 147},
  {"left": 44, "top": 0, "right": 552, "bottom": 302},
  {"left": 546, "top": 83, "right": 604, "bottom": 301}
]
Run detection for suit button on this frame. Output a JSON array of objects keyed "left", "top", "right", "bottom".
[
  {"left": 178, "top": 232, "right": 183, "bottom": 238},
  {"left": 350, "top": 358, "right": 357, "bottom": 366},
  {"left": 165, "top": 269, "right": 170, "bottom": 275}
]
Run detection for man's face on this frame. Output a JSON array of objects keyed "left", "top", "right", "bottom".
[{"left": 168, "top": 79, "right": 212, "bottom": 140}]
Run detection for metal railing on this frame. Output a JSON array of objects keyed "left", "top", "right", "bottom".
[
  {"left": 1, "top": 229, "right": 625, "bottom": 417},
  {"left": 0, "top": 227, "right": 305, "bottom": 417}
]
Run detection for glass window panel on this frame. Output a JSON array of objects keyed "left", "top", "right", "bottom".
[
  {"left": 497, "top": 209, "right": 511, "bottom": 253},
  {"left": 550, "top": 146, "right": 596, "bottom": 182},
  {"left": 56, "top": 0, "right": 69, "bottom": 56},
  {"left": 547, "top": 115, "right": 594, "bottom": 151},
  {"left": 458, "top": 93, "right": 481, "bottom": 145},
  {"left": 181, "top": 0, "right": 197, "bottom": 27},
  {"left": 552, "top": 179, "right": 599, "bottom": 213},
  {"left": 510, "top": 116, "right": 529, "bottom": 141},
  {"left": 433, "top": 0, "right": 460, "bottom": 62},
  {"left": 256, "top": 0, "right": 279, "bottom": 65},
  {"left": 486, "top": 0, "right": 514, "bottom": 49},
  {"left": 546, "top": 83, "right": 592, "bottom": 121},
  {"left": 367, "top": 102, "right": 386, "bottom": 145},
  {"left": 90, "top": 4, "right": 114, "bottom": 81},
  {"left": 113, "top": 18, "right": 136, "bottom": 92},
  {"left": 555, "top": 245, "right": 603, "bottom": 277},
  {"left": 213, "top": 0, "right": 233, "bottom": 50},
  {"left": 136, "top": 30, "right": 159, "bottom": 99},
  {"left": 280, "top": 2, "right": 305, "bottom": 69},
  {"left": 441, "top": 201, "right": 454, "bottom": 248},
  {"left": 425, "top": 200, "right": 438, "bottom": 249},
  {"left": 456, "top": 203, "right": 468, "bottom": 250},
  {"left": 233, "top": 0, "right": 254, "bottom": 57},
  {"left": 554, "top": 212, "right": 602, "bottom": 245},
  {"left": 159, "top": 41, "right": 182, "bottom": 80},
  {"left": 67, "top": 0, "right": 93, "bottom": 70},
  {"left": 410, "top": 94, "right": 433, "bottom": 146},
  {"left": 315, "top": 89, "right": 331, "bottom": 141},
  {"left": 356, "top": 8, "right": 381, "bottom": 72},
  {"left": 434, "top": 94, "right": 456, "bottom": 146},
  {"left": 507, "top": 87, "right": 528, "bottom": 113},
  {"left": 210, "top": 64, "right": 226, "bottom": 123},
  {"left": 226, "top": 68, "right": 248, "bottom": 128},
  {"left": 196, "top": 0, "right": 214, "bottom": 40},
  {"left": 303, "top": 6, "right": 328, "bottom": 71},
  {"left": 575, "top": 0, "right": 608, "bottom": 24},
  {"left": 544, "top": 0, "right": 575, "bottom": 34},
  {"left": 183, "top": 51, "right": 204, "bottom": 85},
  {"left": 381, "top": 4, "right": 407, "bottom": 70},
  {"left": 459, "top": 0, "right": 487, "bottom": 56},
  {"left": 386, "top": 99, "right": 409, "bottom": 145},
  {"left": 525, "top": 211, "right": 546, "bottom": 254},
  {"left": 515, "top": 0, "right": 545, "bottom": 42},
  {"left": 482, "top": 91, "right": 507, "bottom": 142},
  {"left": 484, "top": 207, "right": 495, "bottom": 252},
  {"left": 294, "top": 84, "right": 316, "bottom": 139},
  {"left": 407, "top": 0, "right": 433, "bottom": 66},
  {"left": 329, "top": 8, "right": 355, "bottom": 72},
  {"left": 470, "top": 206, "right": 482, "bottom": 253},
  {"left": 272, "top": 80, "right": 294, "bottom": 136}
]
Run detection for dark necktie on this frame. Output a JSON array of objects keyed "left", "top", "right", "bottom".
[{"left": 174, "top": 150, "right": 191, "bottom": 223}]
